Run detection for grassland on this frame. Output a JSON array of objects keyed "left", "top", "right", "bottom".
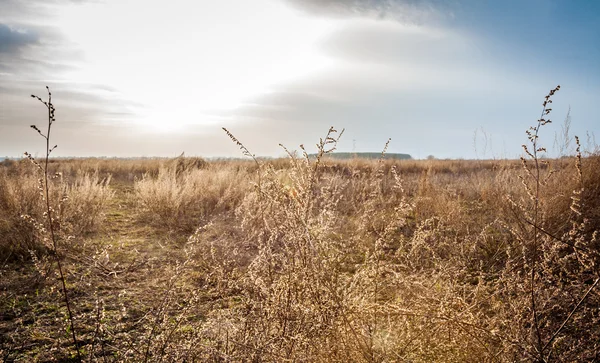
[{"left": 1, "top": 88, "right": 599, "bottom": 362}]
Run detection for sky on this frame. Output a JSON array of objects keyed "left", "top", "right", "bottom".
[{"left": 0, "top": 0, "right": 599, "bottom": 159}]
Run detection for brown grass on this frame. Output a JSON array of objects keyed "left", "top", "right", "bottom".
[
  {"left": 0, "top": 154, "right": 114, "bottom": 263},
  {"left": 1, "top": 87, "right": 599, "bottom": 362},
  {"left": 134, "top": 162, "right": 251, "bottom": 233}
]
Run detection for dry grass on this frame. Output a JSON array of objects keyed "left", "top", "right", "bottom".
[
  {"left": 134, "top": 161, "right": 251, "bottom": 233},
  {"left": 0, "top": 160, "right": 114, "bottom": 261},
  {"left": 1, "top": 87, "right": 599, "bottom": 362}
]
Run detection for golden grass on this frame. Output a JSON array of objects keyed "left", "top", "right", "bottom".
[
  {"left": 2, "top": 152, "right": 599, "bottom": 361},
  {"left": 0, "top": 160, "right": 113, "bottom": 261},
  {"left": 1, "top": 87, "right": 599, "bottom": 362},
  {"left": 134, "top": 162, "right": 251, "bottom": 232}
]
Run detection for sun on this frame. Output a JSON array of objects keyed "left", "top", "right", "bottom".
[{"left": 55, "top": 0, "right": 338, "bottom": 132}]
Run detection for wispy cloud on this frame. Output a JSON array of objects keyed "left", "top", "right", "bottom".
[
  {"left": 0, "top": 24, "right": 39, "bottom": 54},
  {"left": 318, "top": 20, "right": 469, "bottom": 67},
  {"left": 283, "top": 0, "right": 453, "bottom": 24},
  {"left": 0, "top": 0, "right": 97, "bottom": 22}
]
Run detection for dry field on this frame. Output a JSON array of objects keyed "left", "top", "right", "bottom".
[{"left": 1, "top": 89, "right": 600, "bottom": 362}]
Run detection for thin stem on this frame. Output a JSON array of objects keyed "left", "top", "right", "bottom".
[
  {"left": 38, "top": 89, "right": 82, "bottom": 362},
  {"left": 530, "top": 105, "right": 545, "bottom": 358},
  {"left": 542, "top": 277, "right": 599, "bottom": 356}
]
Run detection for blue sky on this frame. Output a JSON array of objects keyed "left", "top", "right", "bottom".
[{"left": 0, "top": 0, "right": 598, "bottom": 159}]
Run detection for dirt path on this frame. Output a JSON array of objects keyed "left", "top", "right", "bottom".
[{"left": 0, "top": 181, "right": 197, "bottom": 361}]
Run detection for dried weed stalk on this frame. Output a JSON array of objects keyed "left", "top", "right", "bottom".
[{"left": 25, "top": 87, "right": 82, "bottom": 362}]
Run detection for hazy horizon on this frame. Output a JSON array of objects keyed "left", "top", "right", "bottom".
[{"left": 1, "top": 0, "right": 599, "bottom": 160}]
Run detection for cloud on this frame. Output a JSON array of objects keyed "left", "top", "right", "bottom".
[
  {"left": 0, "top": 0, "right": 98, "bottom": 23},
  {"left": 2, "top": 0, "right": 597, "bottom": 159},
  {"left": 283, "top": 0, "right": 452, "bottom": 24},
  {"left": 0, "top": 23, "right": 45, "bottom": 74},
  {"left": 0, "top": 0, "right": 133, "bottom": 152},
  {"left": 209, "top": 10, "right": 565, "bottom": 160},
  {"left": 0, "top": 21, "right": 80, "bottom": 78},
  {"left": 0, "top": 0, "right": 94, "bottom": 74},
  {"left": 317, "top": 19, "right": 472, "bottom": 68},
  {"left": 0, "top": 24, "right": 39, "bottom": 53}
]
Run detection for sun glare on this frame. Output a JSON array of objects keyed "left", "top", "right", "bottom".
[{"left": 55, "top": 0, "right": 337, "bottom": 132}]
